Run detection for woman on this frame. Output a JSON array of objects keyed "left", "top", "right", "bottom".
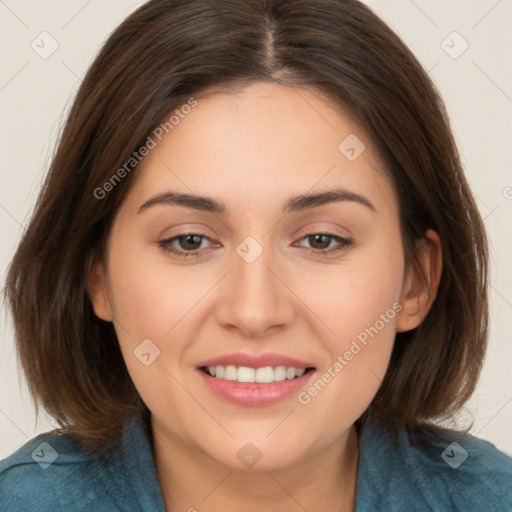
[{"left": 1, "top": 0, "right": 511, "bottom": 510}]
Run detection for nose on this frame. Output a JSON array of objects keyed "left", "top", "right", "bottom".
[{"left": 215, "top": 238, "right": 297, "bottom": 339}]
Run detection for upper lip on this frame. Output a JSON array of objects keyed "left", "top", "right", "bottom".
[{"left": 196, "top": 352, "right": 315, "bottom": 369}]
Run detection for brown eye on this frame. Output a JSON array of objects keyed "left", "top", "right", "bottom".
[
  {"left": 297, "top": 233, "right": 353, "bottom": 255},
  {"left": 158, "top": 233, "right": 212, "bottom": 258},
  {"left": 175, "top": 234, "right": 204, "bottom": 251}
]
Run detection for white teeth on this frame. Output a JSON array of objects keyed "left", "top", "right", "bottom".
[
  {"left": 255, "top": 366, "right": 274, "bottom": 383},
  {"left": 271, "top": 366, "right": 287, "bottom": 382},
  {"left": 215, "top": 365, "right": 224, "bottom": 379},
  {"left": 224, "top": 365, "right": 237, "bottom": 381},
  {"left": 205, "top": 364, "right": 310, "bottom": 383},
  {"left": 238, "top": 367, "right": 255, "bottom": 382}
]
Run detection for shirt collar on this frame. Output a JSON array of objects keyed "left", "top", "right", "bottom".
[
  {"left": 122, "top": 412, "right": 167, "bottom": 512},
  {"left": 121, "top": 412, "right": 398, "bottom": 511}
]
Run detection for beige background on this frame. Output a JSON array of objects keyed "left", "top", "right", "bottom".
[{"left": 1, "top": 0, "right": 511, "bottom": 459}]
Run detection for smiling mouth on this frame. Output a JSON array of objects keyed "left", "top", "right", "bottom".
[{"left": 199, "top": 365, "right": 316, "bottom": 384}]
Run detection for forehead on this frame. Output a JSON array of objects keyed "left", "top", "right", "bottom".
[{"left": 122, "top": 81, "right": 397, "bottom": 218}]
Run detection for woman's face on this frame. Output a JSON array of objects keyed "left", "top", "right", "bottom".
[{"left": 89, "top": 81, "right": 433, "bottom": 471}]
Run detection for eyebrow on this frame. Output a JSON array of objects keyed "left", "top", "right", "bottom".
[{"left": 137, "top": 187, "right": 376, "bottom": 215}]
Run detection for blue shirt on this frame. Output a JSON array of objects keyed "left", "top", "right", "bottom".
[{"left": 1, "top": 414, "right": 511, "bottom": 511}]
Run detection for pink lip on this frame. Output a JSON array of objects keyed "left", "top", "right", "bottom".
[
  {"left": 196, "top": 352, "right": 315, "bottom": 369},
  {"left": 197, "top": 368, "right": 316, "bottom": 406}
]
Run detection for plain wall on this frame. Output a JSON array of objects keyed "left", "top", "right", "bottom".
[{"left": 1, "top": 0, "right": 511, "bottom": 459}]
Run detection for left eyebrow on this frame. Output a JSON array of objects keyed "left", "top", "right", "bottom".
[
  {"left": 137, "top": 187, "right": 376, "bottom": 215},
  {"left": 283, "top": 188, "right": 376, "bottom": 214}
]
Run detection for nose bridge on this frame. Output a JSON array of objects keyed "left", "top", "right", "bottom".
[{"left": 216, "top": 235, "right": 295, "bottom": 336}]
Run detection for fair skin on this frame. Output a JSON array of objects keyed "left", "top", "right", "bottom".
[{"left": 88, "top": 81, "right": 442, "bottom": 512}]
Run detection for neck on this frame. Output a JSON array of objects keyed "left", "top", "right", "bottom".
[{"left": 152, "top": 418, "right": 360, "bottom": 512}]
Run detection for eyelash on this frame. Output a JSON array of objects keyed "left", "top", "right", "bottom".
[{"left": 157, "top": 233, "right": 353, "bottom": 258}]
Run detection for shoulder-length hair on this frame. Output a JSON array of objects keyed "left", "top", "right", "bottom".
[{"left": 4, "top": 0, "right": 488, "bottom": 453}]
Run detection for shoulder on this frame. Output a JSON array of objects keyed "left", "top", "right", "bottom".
[
  {"left": 411, "top": 429, "right": 512, "bottom": 510},
  {"left": 0, "top": 430, "right": 135, "bottom": 512},
  {"left": 359, "top": 422, "right": 512, "bottom": 511}
]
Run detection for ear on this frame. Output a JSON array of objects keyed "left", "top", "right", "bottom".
[
  {"left": 396, "top": 229, "right": 443, "bottom": 333},
  {"left": 86, "top": 257, "right": 114, "bottom": 322}
]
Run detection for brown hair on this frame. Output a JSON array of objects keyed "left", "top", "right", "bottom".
[{"left": 4, "top": 0, "right": 488, "bottom": 453}]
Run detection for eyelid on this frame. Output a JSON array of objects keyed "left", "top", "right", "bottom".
[
  {"left": 156, "top": 223, "right": 218, "bottom": 238},
  {"left": 157, "top": 231, "right": 354, "bottom": 258},
  {"left": 293, "top": 221, "right": 354, "bottom": 238}
]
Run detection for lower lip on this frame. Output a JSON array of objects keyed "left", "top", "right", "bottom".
[{"left": 197, "top": 368, "right": 315, "bottom": 406}]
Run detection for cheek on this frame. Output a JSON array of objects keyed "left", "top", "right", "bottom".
[
  {"left": 297, "top": 235, "right": 404, "bottom": 352},
  {"left": 293, "top": 237, "right": 404, "bottom": 417},
  {"left": 104, "top": 236, "right": 204, "bottom": 405},
  {"left": 106, "top": 229, "right": 206, "bottom": 340}
]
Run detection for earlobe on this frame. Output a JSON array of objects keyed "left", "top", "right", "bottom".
[
  {"left": 86, "top": 259, "right": 114, "bottom": 322},
  {"left": 396, "top": 229, "right": 443, "bottom": 333}
]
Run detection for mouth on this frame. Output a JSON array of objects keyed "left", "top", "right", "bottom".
[
  {"left": 195, "top": 353, "right": 317, "bottom": 406},
  {"left": 198, "top": 365, "right": 315, "bottom": 384}
]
